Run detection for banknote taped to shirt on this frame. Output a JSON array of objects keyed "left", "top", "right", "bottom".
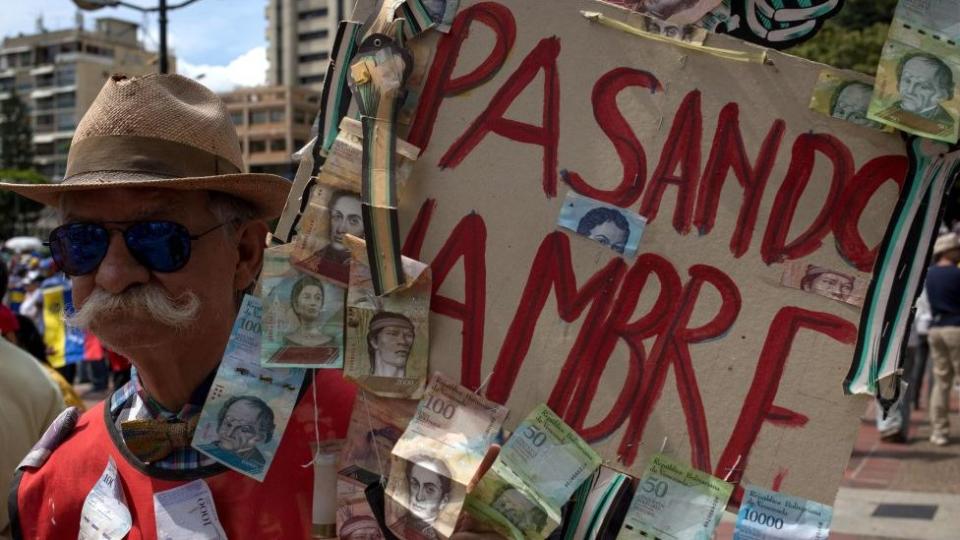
[{"left": 192, "top": 294, "right": 307, "bottom": 481}]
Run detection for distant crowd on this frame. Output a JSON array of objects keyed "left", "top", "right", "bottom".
[{"left": 1, "top": 245, "right": 131, "bottom": 409}]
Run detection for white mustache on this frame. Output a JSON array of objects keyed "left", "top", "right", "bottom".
[{"left": 67, "top": 284, "right": 201, "bottom": 331}]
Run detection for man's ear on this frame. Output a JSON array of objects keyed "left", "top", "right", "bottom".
[{"left": 232, "top": 220, "right": 270, "bottom": 292}]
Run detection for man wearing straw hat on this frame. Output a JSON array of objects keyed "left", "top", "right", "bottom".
[
  {"left": 3, "top": 74, "right": 500, "bottom": 539},
  {"left": 925, "top": 232, "right": 960, "bottom": 447}
]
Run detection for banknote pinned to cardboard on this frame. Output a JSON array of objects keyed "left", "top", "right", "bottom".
[
  {"left": 344, "top": 234, "right": 431, "bottom": 399},
  {"left": 386, "top": 373, "right": 509, "bottom": 540},
  {"left": 867, "top": 22, "right": 960, "bottom": 143},
  {"left": 192, "top": 294, "right": 307, "bottom": 481},
  {"left": 780, "top": 261, "right": 867, "bottom": 307},
  {"left": 557, "top": 190, "right": 648, "bottom": 258},
  {"left": 617, "top": 453, "right": 732, "bottom": 540},
  {"left": 466, "top": 404, "right": 601, "bottom": 540},
  {"left": 809, "top": 71, "right": 894, "bottom": 132},
  {"left": 260, "top": 243, "right": 345, "bottom": 368},
  {"left": 734, "top": 484, "right": 833, "bottom": 540}
]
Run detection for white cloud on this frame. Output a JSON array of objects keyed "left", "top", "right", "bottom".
[{"left": 177, "top": 46, "right": 267, "bottom": 93}]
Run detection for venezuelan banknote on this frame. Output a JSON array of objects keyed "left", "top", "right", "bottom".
[
  {"left": 260, "top": 243, "right": 345, "bottom": 368},
  {"left": 466, "top": 404, "right": 601, "bottom": 540},
  {"left": 618, "top": 453, "right": 732, "bottom": 540},
  {"left": 734, "top": 484, "right": 832, "bottom": 540},
  {"left": 386, "top": 373, "right": 509, "bottom": 539},
  {"left": 344, "top": 235, "right": 431, "bottom": 399},
  {"left": 192, "top": 294, "right": 306, "bottom": 481}
]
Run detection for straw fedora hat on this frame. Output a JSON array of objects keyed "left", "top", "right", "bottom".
[{"left": 0, "top": 73, "right": 290, "bottom": 218}]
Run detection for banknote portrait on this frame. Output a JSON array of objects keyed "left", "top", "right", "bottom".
[
  {"left": 344, "top": 236, "right": 430, "bottom": 398},
  {"left": 388, "top": 455, "right": 454, "bottom": 539},
  {"left": 868, "top": 25, "right": 960, "bottom": 143},
  {"left": 557, "top": 190, "right": 647, "bottom": 257},
  {"left": 338, "top": 394, "right": 418, "bottom": 490},
  {"left": 197, "top": 396, "right": 276, "bottom": 476},
  {"left": 780, "top": 262, "right": 866, "bottom": 307},
  {"left": 491, "top": 486, "right": 548, "bottom": 533},
  {"left": 193, "top": 295, "right": 305, "bottom": 481},
  {"left": 261, "top": 247, "right": 344, "bottom": 368},
  {"left": 339, "top": 515, "right": 384, "bottom": 540},
  {"left": 831, "top": 81, "right": 883, "bottom": 129},
  {"left": 293, "top": 186, "right": 364, "bottom": 285}
]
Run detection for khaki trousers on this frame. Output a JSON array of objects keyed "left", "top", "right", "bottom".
[{"left": 927, "top": 326, "right": 960, "bottom": 437}]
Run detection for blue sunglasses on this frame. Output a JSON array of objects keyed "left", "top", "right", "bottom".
[{"left": 46, "top": 220, "right": 226, "bottom": 276}]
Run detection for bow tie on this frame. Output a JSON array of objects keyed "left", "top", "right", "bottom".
[{"left": 121, "top": 416, "right": 199, "bottom": 463}]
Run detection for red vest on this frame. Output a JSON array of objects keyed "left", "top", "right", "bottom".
[{"left": 12, "top": 371, "right": 356, "bottom": 539}]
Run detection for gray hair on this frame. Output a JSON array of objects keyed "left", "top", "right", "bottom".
[{"left": 208, "top": 191, "right": 259, "bottom": 235}]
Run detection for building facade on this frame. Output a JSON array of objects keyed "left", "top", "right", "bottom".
[
  {"left": 0, "top": 17, "right": 162, "bottom": 181},
  {"left": 265, "top": 0, "right": 346, "bottom": 91},
  {"left": 221, "top": 85, "right": 320, "bottom": 179}
]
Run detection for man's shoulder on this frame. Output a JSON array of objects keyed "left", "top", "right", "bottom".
[{"left": 18, "top": 403, "right": 108, "bottom": 473}]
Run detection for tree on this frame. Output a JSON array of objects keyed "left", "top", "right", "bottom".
[
  {"left": 788, "top": 0, "right": 897, "bottom": 75},
  {"left": 0, "top": 92, "right": 33, "bottom": 170},
  {"left": 0, "top": 168, "right": 48, "bottom": 239}
]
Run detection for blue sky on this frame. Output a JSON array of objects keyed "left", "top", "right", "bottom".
[{"left": 1, "top": 0, "right": 269, "bottom": 91}]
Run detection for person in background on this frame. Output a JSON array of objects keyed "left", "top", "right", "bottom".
[
  {"left": 925, "top": 233, "right": 960, "bottom": 446},
  {"left": 912, "top": 290, "right": 933, "bottom": 410},
  {"left": 0, "top": 263, "right": 20, "bottom": 344},
  {"left": 0, "top": 337, "right": 66, "bottom": 540}
]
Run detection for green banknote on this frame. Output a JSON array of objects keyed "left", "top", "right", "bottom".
[
  {"left": 467, "top": 404, "right": 601, "bottom": 540},
  {"left": 617, "top": 453, "right": 733, "bottom": 540}
]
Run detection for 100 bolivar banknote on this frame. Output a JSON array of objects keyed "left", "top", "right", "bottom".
[
  {"left": 386, "top": 373, "right": 508, "bottom": 539},
  {"left": 466, "top": 404, "right": 601, "bottom": 540}
]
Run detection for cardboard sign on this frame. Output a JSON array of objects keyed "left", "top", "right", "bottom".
[{"left": 384, "top": 0, "right": 912, "bottom": 506}]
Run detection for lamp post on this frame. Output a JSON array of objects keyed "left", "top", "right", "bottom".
[{"left": 72, "top": 0, "right": 203, "bottom": 74}]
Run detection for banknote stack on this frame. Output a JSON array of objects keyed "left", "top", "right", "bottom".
[
  {"left": 618, "top": 453, "right": 733, "bottom": 540},
  {"left": 344, "top": 235, "right": 431, "bottom": 399},
  {"left": 867, "top": 0, "right": 960, "bottom": 143},
  {"left": 561, "top": 466, "right": 635, "bottom": 540},
  {"left": 386, "top": 373, "right": 509, "bottom": 539},
  {"left": 466, "top": 404, "right": 601, "bottom": 540},
  {"left": 191, "top": 295, "right": 306, "bottom": 481}
]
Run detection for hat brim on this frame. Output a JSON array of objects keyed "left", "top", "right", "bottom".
[{"left": 0, "top": 172, "right": 292, "bottom": 220}]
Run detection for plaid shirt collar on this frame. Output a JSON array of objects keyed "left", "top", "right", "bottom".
[{"left": 109, "top": 367, "right": 217, "bottom": 471}]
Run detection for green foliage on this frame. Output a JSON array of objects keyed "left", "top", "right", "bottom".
[
  {"left": 0, "top": 93, "right": 33, "bottom": 170},
  {"left": 787, "top": 0, "right": 897, "bottom": 75},
  {"left": 0, "top": 169, "right": 48, "bottom": 239}
]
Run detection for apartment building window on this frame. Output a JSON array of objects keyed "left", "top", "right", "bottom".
[
  {"left": 298, "top": 30, "right": 329, "bottom": 41},
  {"left": 298, "top": 8, "right": 328, "bottom": 20},
  {"left": 298, "top": 52, "right": 329, "bottom": 63},
  {"left": 56, "top": 65, "right": 76, "bottom": 86},
  {"left": 57, "top": 112, "right": 74, "bottom": 131},
  {"left": 294, "top": 139, "right": 306, "bottom": 150},
  {"left": 55, "top": 92, "right": 75, "bottom": 109},
  {"left": 55, "top": 139, "right": 70, "bottom": 155},
  {"left": 294, "top": 109, "right": 307, "bottom": 124},
  {"left": 35, "top": 97, "right": 54, "bottom": 112},
  {"left": 249, "top": 109, "right": 269, "bottom": 124},
  {"left": 249, "top": 140, "right": 267, "bottom": 153},
  {"left": 35, "top": 73, "right": 54, "bottom": 88},
  {"left": 299, "top": 74, "right": 325, "bottom": 85},
  {"left": 270, "top": 139, "right": 286, "bottom": 152},
  {"left": 0, "top": 78, "right": 15, "bottom": 92},
  {"left": 230, "top": 111, "right": 243, "bottom": 126},
  {"left": 34, "top": 142, "right": 54, "bottom": 156},
  {"left": 269, "top": 109, "right": 285, "bottom": 123},
  {"left": 34, "top": 114, "right": 53, "bottom": 132}
]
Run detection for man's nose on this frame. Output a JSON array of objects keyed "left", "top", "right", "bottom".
[
  {"left": 414, "top": 487, "right": 425, "bottom": 501},
  {"left": 94, "top": 232, "right": 150, "bottom": 294}
]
